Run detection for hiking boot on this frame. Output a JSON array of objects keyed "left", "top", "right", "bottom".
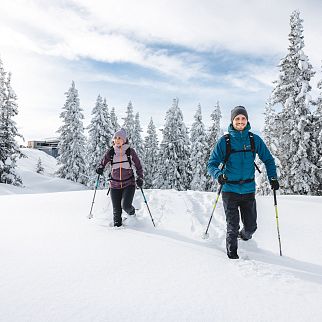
[
  {"left": 227, "top": 251, "right": 239, "bottom": 259},
  {"left": 238, "top": 231, "right": 250, "bottom": 241}
]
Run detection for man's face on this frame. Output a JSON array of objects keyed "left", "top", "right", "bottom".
[{"left": 232, "top": 114, "right": 247, "bottom": 131}]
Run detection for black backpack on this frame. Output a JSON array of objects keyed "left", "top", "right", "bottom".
[{"left": 221, "top": 132, "right": 261, "bottom": 184}]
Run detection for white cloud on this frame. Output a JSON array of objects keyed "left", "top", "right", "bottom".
[
  {"left": 2, "top": 0, "right": 322, "bottom": 141},
  {"left": 1, "top": 1, "right": 210, "bottom": 80}
]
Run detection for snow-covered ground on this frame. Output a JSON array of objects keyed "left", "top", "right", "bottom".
[{"left": 1, "top": 149, "right": 322, "bottom": 321}]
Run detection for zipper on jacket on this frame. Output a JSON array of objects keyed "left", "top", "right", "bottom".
[{"left": 120, "top": 145, "right": 123, "bottom": 188}]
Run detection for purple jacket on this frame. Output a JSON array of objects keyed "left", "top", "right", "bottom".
[{"left": 98, "top": 144, "right": 143, "bottom": 189}]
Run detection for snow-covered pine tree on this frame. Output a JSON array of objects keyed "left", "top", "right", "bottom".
[
  {"left": 86, "top": 95, "right": 113, "bottom": 187},
  {"left": 143, "top": 118, "right": 159, "bottom": 189},
  {"left": 312, "top": 70, "right": 322, "bottom": 194},
  {"left": 56, "top": 81, "right": 87, "bottom": 184},
  {"left": 132, "top": 112, "right": 144, "bottom": 162},
  {"left": 205, "top": 101, "right": 222, "bottom": 191},
  {"left": 190, "top": 104, "right": 208, "bottom": 191},
  {"left": 156, "top": 98, "right": 191, "bottom": 190},
  {"left": 110, "top": 107, "right": 120, "bottom": 134},
  {"left": 257, "top": 100, "right": 281, "bottom": 195},
  {"left": 270, "top": 10, "right": 317, "bottom": 195},
  {"left": 36, "top": 157, "right": 44, "bottom": 174},
  {"left": 0, "top": 60, "right": 24, "bottom": 186},
  {"left": 122, "top": 101, "right": 136, "bottom": 143}
]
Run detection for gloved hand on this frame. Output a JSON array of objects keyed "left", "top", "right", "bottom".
[
  {"left": 218, "top": 174, "right": 228, "bottom": 185},
  {"left": 136, "top": 177, "right": 143, "bottom": 188},
  {"left": 96, "top": 167, "right": 104, "bottom": 175},
  {"left": 270, "top": 178, "right": 279, "bottom": 190}
]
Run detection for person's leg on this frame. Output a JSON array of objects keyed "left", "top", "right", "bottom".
[
  {"left": 240, "top": 193, "right": 257, "bottom": 240},
  {"left": 110, "top": 188, "right": 123, "bottom": 226},
  {"left": 121, "top": 185, "right": 136, "bottom": 216},
  {"left": 222, "top": 192, "right": 241, "bottom": 258}
]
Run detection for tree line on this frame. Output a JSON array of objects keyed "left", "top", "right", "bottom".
[{"left": 1, "top": 10, "right": 321, "bottom": 195}]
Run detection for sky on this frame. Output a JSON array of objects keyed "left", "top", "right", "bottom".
[{"left": 1, "top": 0, "right": 322, "bottom": 144}]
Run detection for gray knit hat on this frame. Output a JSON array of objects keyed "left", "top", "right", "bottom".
[
  {"left": 231, "top": 106, "right": 248, "bottom": 123},
  {"left": 113, "top": 128, "right": 127, "bottom": 141}
]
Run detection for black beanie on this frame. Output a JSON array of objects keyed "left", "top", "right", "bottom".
[{"left": 231, "top": 106, "right": 248, "bottom": 123}]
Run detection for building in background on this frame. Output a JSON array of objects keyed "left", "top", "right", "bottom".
[{"left": 27, "top": 138, "right": 59, "bottom": 158}]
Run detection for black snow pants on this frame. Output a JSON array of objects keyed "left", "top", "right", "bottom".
[
  {"left": 222, "top": 192, "right": 257, "bottom": 254},
  {"left": 110, "top": 185, "right": 136, "bottom": 226}
]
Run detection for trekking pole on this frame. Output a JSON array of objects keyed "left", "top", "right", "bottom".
[
  {"left": 273, "top": 189, "right": 282, "bottom": 256},
  {"left": 140, "top": 187, "right": 156, "bottom": 227},
  {"left": 202, "top": 184, "right": 223, "bottom": 239},
  {"left": 88, "top": 174, "right": 100, "bottom": 219}
]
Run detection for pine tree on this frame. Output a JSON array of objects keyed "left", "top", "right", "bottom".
[
  {"left": 0, "top": 59, "right": 24, "bottom": 186},
  {"left": 156, "top": 98, "right": 191, "bottom": 190},
  {"left": 312, "top": 69, "right": 322, "bottom": 194},
  {"left": 270, "top": 10, "right": 317, "bottom": 194},
  {"left": 122, "top": 101, "right": 136, "bottom": 143},
  {"left": 143, "top": 118, "right": 159, "bottom": 188},
  {"left": 86, "top": 95, "right": 113, "bottom": 187},
  {"left": 205, "top": 101, "right": 222, "bottom": 191},
  {"left": 36, "top": 157, "right": 44, "bottom": 174},
  {"left": 257, "top": 100, "right": 281, "bottom": 195},
  {"left": 56, "top": 81, "right": 87, "bottom": 184},
  {"left": 110, "top": 107, "right": 120, "bottom": 134},
  {"left": 132, "top": 112, "right": 144, "bottom": 162},
  {"left": 190, "top": 104, "right": 208, "bottom": 191}
]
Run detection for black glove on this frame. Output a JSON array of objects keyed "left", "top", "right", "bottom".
[
  {"left": 270, "top": 178, "right": 279, "bottom": 190},
  {"left": 96, "top": 167, "right": 104, "bottom": 175},
  {"left": 136, "top": 177, "right": 143, "bottom": 188},
  {"left": 218, "top": 174, "right": 228, "bottom": 185}
]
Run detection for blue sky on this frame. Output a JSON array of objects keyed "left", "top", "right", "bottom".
[{"left": 1, "top": 0, "right": 322, "bottom": 142}]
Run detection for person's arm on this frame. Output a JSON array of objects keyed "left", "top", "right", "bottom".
[
  {"left": 255, "top": 136, "right": 277, "bottom": 180},
  {"left": 96, "top": 148, "right": 112, "bottom": 173},
  {"left": 131, "top": 148, "right": 143, "bottom": 179}
]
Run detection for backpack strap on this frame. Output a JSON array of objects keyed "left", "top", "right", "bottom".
[
  {"left": 223, "top": 134, "right": 231, "bottom": 167},
  {"left": 108, "top": 147, "right": 115, "bottom": 165},
  {"left": 125, "top": 147, "right": 132, "bottom": 168},
  {"left": 249, "top": 132, "right": 261, "bottom": 174},
  {"left": 249, "top": 132, "right": 255, "bottom": 156}
]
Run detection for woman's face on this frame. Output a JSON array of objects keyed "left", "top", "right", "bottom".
[
  {"left": 114, "top": 136, "right": 125, "bottom": 147},
  {"left": 232, "top": 114, "right": 247, "bottom": 131}
]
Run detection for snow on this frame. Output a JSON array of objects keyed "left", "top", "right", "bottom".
[
  {"left": 0, "top": 148, "right": 86, "bottom": 195},
  {"left": 1, "top": 149, "right": 322, "bottom": 321}
]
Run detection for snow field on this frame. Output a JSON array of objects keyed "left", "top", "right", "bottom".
[{"left": 1, "top": 189, "right": 322, "bottom": 321}]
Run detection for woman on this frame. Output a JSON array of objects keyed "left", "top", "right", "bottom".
[{"left": 96, "top": 128, "right": 143, "bottom": 227}]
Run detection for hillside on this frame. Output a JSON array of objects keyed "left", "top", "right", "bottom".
[{"left": 0, "top": 148, "right": 86, "bottom": 195}]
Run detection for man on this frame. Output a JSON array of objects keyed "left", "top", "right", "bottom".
[{"left": 208, "top": 106, "right": 279, "bottom": 259}]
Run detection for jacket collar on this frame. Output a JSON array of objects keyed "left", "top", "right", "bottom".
[
  {"left": 228, "top": 122, "right": 251, "bottom": 138},
  {"left": 114, "top": 143, "right": 130, "bottom": 154}
]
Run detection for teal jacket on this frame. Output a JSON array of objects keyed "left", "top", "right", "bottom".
[{"left": 208, "top": 123, "right": 277, "bottom": 194}]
